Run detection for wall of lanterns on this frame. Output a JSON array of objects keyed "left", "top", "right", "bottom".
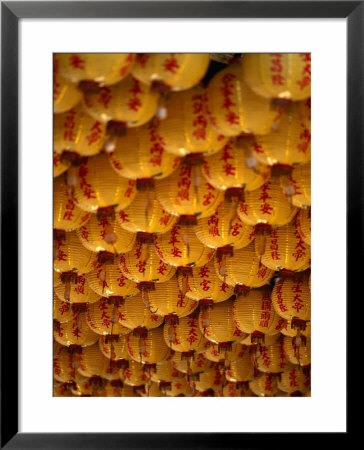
[{"left": 53, "top": 53, "right": 311, "bottom": 397}]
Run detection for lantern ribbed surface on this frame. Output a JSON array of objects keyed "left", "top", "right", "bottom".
[
  {"left": 163, "top": 314, "right": 210, "bottom": 353},
  {"left": 272, "top": 273, "right": 311, "bottom": 321},
  {"left": 225, "top": 351, "right": 255, "bottom": 382},
  {"left": 53, "top": 72, "right": 82, "bottom": 114},
  {"left": 290, "top": 163, "right": 311, "bottom": 208},
  {"left": 57, "top": 53, "right": 135, "bottom": 86},
  {"left": 255, "top": 339, "right": 293, "bottom": 373},
  {"left": 53, "top": 105, "right": 106, "bottom": 157},
  {"left": 120, "top": 242, "right": 176, "bottom": 283},
  {"left": 233, "top": 286, "right": 286, "bottom": 335},
  {"left": 203, "top": 342, "right": 250, "bottom": 363},
  {"left": 117, "top": 293, "right": 164, "bottom": 330},
  {"left": 77, "top": 343, "right": 114, "bottom": 377},
  {"left": 54, "top": 311, "right": 99, "bottom": 347},
  {"left": 53, "top": 291, "right": 73, "bottom": 323},
  {"left": 172, "top": 352, "right": 215, "bottom": 374},
  {"left": 216, "top": 382, "right": 252, "bottom": 397},
  {"left": 122, "top": 361, "right": 149, "bottom": 386},
  {"left": 281, "top": 319, "right": 311, "bottom": 338},
  {"left": 155, "top": 163, "right": 224, "bottom": 218},
  {"left": 54, "top": 231, "right": 97, "bottom": 274},
  {"left": 249, "top": 373, "right": 279, "bottom": 397},
  {"left": 131, "top": 53, "right": 210, "bottom": 91},
  {"left": 240, "top": 333, "right": 281, "bottom": 347},
  {"left": 83, "top": 76, "right": 159, "bottom": 127},
  {"left": 166, "top": 378, "right": 194, "bottom": 397},
  {"left": 108, "top": 119, "right": 180, "bottom": 179},
  {"left": 154, "top": 224, "right": 215, "bottom": 268},
  {"left": 54, "top": 273, "right": 100, "bottom": 304},
  {"left": 151, "top": 361, "right": 183, "bottom": 383},
  {"left": 117, "top": 189, "right": 178, "bottom": 234},
  {"left": 68, "top": 153, "right": 136, "bottom": 213},
  {"left": 278, "top": 367, "right": 310, "bottom": 394},
  {"left": 202, "top": 138, "right": 271, "bottom": 191},
  {"left": 54, "top": 150, "right": 71, "bottom": 178},
  {"left": 214, "top": 242, "right": 275, "bottom": 288},
  {"left": 296, "top": 208, "right": 311, "bottom": 246},
  {"left": 283, "top": 336, "right": 311, "bottom": 366},
  {"left": 76, "top": 214, "right": 136, "bottom": 254},
  {"left": 126, "top": 327, "right": 171, "bottom": 364},
  {"left": 205, "top": 61, "right": 277, "bottom": 136},
  {"left": 54, "top": 175, "right": 91, "bottom": 232},
  {"left": 87, "top": 261, "right": 138, "bottom": 298},
  {"left": 157, "top": 86, "right": 227, "bottom": 157},
  {"left": 242, "top": 53, "right": 311, "bottom": 101},
  {"left": 53, "top": 346, "right": 78, "bottom": 383},
  {"left": 86, "top": 298, "right": 131, "bottom": 336},
  {"left": 99, "top": 334, "right": 130, "bottom": 361},
  {"left": 194, "top": 367, "right": 224, "bottom": 392}
]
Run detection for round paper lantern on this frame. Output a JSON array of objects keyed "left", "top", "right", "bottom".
[
  {"left": 120, "top": 241, "right": 176, "bottom": 283},
  {"left": 154, "top": 223, "right": 215, "bottom": 268},
  {"left": 182, "top": 260, "right": 234, "bottom": 304},
  {"left": 86, "top": 298, "right": 131, "bottom": 336},
  {"left": 97, "top": 381, "right": 137, "bottom": 397},
  {"left": 205, "top": 59, "right": 277, "bottom": 136},
  {"left": 166, "top": 378, "right": 194, "bottom": 397},
  {"left": 131, "top": 53, "right": 210, "bottom": 91},
  {"left": 148, "top": 276, "right": 199, "bottom": 318},
  {"left": 172, "top": 351, "right": 215, "bottom": 374},
  {"left": 225, "top": 351, "right": 255, "bottom": 382},
  {"left": 202, "top": 138, "right": 271, "bottom": 192},
  {"left": 257, "top": 221, "right": 311, "bottom": 272},
  {"left": 252, "top": 102, "right": 311, "bottom": 167},
  {"left": 164, "top": 313, "right": 210, "bottom": 353},
  {"left": 116, "top": 189, "right": 178, "bottom": 234},
  {"left": 233, "top": 286, "right": 286, "bottom": 337},
  {"left": 249, "top": 373, "right": 279, "bottom": 396},
  {"left": 76, "top": 214, "right": 136, "bottom": 254},
  {"left": 53, "top": 230, "right": 97, "bottom": 275},
  {"left": 126, "top": 327, "right": 171, "bottom": 364},
  {"left": 214, "top": 242, "right": 275, "bottom": 288},
  {"left": 54, "top": 150, "right": 71, "bottom": 178},
  {"left": 53, "top": 291, "right": 73, "bottom": 323},
  {"left": 87, "top": 261, "right": 138, "bottom": 298},
  {"left": 99, "top": 334, "right": 130, "bottom": 361},
  {"left": 272, "top": 273, "right": 311, "bottom": 323},
  {"left": 53, "top": 69, "right": 82, "bottom": 114},
  {"left": 254, "top": 339, "right": 293, "bottom": 374},
  {"left": 117, "top": 292, "right": 164, "bottom": 331},
  {"left": 155, "top": 161, "right": 224, "bottom": 218},
  {"left": 54, "top": 311, "right": 99, "bottom": 347},
  {"left": 54, "top": 272, "right": 100, "bottom": 304},
  {"left": 53, "top": 345, "right": 80, "bottom": 383},
  {"left": 195, "top": 198, "right": 255, "bottom": 250},
  {"left": 199, "top": 299, "right": 244, "bottom": 344},
  {"left": 296, "top": 208, "right": 311, "bottom": 246},
  {"left": 216, "top": 382, "right": 251, "bottom": 397},
  {"left": 77, "top": 343, "right": 114, "bottom": 377},
  {"left": 54, "top": 175, "right": 91, "bottom": 232},
  {"left": 289, "top": 163, "right": 311, "bottom": 208},
  {"left": 240, "top": 333, "right": 281, "bottom": 347},
  {"left": 237, "top": 177, "right": 297, "bottom": 227},
  {"left": 204, "top": 342, "right": 249, "bottom": 364},
  {"left": 122, "top": 360, "right": 149, "bottom": 386},
  {"left": 57, "top": 53, "right": 135, "bottom": 86},
  {"left": 278, "top": 367, "right": 310, "bottom": 394},
  {"left": 242, "top": 53, "right": 311, "bottom": 101},
  {"left": 53, "top": 382, "right": 75, "bottom": 397},
  {"left": 68, "top": 153, "right": 136, "bottom": 213},
  {"left": 194, "top": 367, "right": 224, "bottom": 393},
  {"left": 281, "top": 319, "right": 311, "bottom": 338},
  {"left": 83, "top": 75, "right": 158, "bottom": 127},
  {"left": 53, "top": 105, "right": 106, "bottom": 157},
  {"left": 108, "top": 119, "right": 180, "bottom": 180},
  {"left": 151, "top": 361, "right": 183, "bottom": 383},
  {"left": 157, "top": 86, "right": 227, "bottom": 157},
  {"left": 283, "top": 336, "right": 311, "bottom": 366}
]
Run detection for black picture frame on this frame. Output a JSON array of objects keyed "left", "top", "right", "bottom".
[{"left": 1, "top": 1, "right": 356, "bottom": 448}]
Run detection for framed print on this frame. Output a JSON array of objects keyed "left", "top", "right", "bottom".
[{"left": 1, "top": 1, "right": 356, "bottom": 448}]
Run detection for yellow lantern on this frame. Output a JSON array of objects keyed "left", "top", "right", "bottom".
[
  {"left": 122, "top": 360, "right": 149, "bottom": 386},
  {"left": 195, "top": 197, "right": 255, "bottom": 250},
  {"left": 296, "top": 208, "right": 311, "bottom": 246},
  {"left": 117, "top": 292, "right": 164, "bottom": 331},
  {"left": 204, "top": 342, "right": 250, "bottom": 364},
  {"left": 53, "top": 345, "right": 78, "bottom": 383},
  {"left": 252, "top": 102, "right": 311, "bottom": 166},
  {"left": 151, "top": 361, "right": 183, "bottom": 383},
  {"left": 76, "top": 214, "right": 136, "bottom": 254},
  {"left": 87, "top": 261, "right": 138, "bottom": 298},
  {"left": 199, "top": 299, "right": 245, "bottom": 344},
  {"left": 257, "top": 221, "right": 311, "bottom": 272},
  {"left": 108, "top": 119, "right": 181, "bottom": 179},
  {"left": 154, "top": 223, "right": 215, "bottom": 268},
  {"left": 166, "top": 378, "right": 194, "bottom": 397},
  {"left": 131, "top": 53, "right": 210, "bottom": 91},
  {"left": 237, "top": 177, "right": 297, "bottom": 227},
  {"left": 233, "top": 286, "right": 286, "bottom": 338},
  {"left": 57, "top": 53, "right": 135, "bottom": 86},
  {"left": 99, "top": 334, "right": 130, "bottom": 361},
  {"left": 68, "top": 153, "right": 137, "bottom": 213},
  {"left": 117, "top": 189, "right": 178, "bottom": 234},
  {"left": 289, "top": 163, "right": 311, "bottom": 208},
  {"left": 53, "top": 291, "right": 73, "bottom": 323},
  {"left": 194, "top": 367, "right": 224, "bottom": 393},
  {"left": 54, "top": 272, "right": 100, "bottom": 304},
  {"left": 54, "top": 175, "right": 91, "bottom": 232},
  {"left": 53, "top": 69, "right": 82, "bottom": 114},
  {"left": 182, "top": 260, "right": 234, "bottom": 304},
  {"left": 148, "top": 276, "right": 199, "bottom": 318},
  {"left": 53, "top": 381, "right": 75, "bottom": 397},
  {"left": 249, "top": 373, "right": 279, "bottom": 397},
  {"left": 172, "top": 351, "right": 215, "bottom": 374},
  {"left": 205, "top": 60, "right": 277, "bottom": 136},
  {"left": 278, "top": 367, "right": 310, "bottom": 394},
  {"left": 225, "top": 351, "right": 255, "bottom": 382},
  {"left": 254, "top": 339, "right": 293, "bottom": 374},
  {"left": 214, "top": 242, "right": 275, "bottom": 288},
  {"left": 54, "top": 311, "right": 99, "bottom": 347},
  {"left": 83, "top": 75, "right": 159, "bottom": 127},
  {"left": 126, "top": 327, "right": 171, "bottom": 364},
  {"left": 155, "top": 161, "right": 224, "bottom": 218},
  {"left": 163, "top": 313, "right": 211, "bottom": 353},
  {"left": 53, "top": 150, "right": 71, "bottom": 178},
  {"left": 242, "top": 53, "right": 311, "bottom": 101},
  {"left": 202, "top": 138, "right": 271, "bottom": 192},
  {"left": 281, "top": 319, "right": 311, "bottom": 338},
  {"left": 77, "top": 343, "right": 114, "bottom": 377},
  {"left": 240, "top": 333, "right": 281, "bottom": 347},
  {"left": 283, "top": 336, "right": 311, "bottom": 366},
  {"left": 53, "top": 230, "right": 97, "bottom": 275},
  {"left": 216, "top": 382, "right": 252, "bottom": 397},
  {"left": 157, "top": 86, "right": 227, "bottom": 157},
  {"left": 53, "top": 105, "right": 106, "bottom": 157},
  {"left": 86, "top": 298, "right": 131, "bottom": 336},
  {"left": 120, "top": 240, "right": 176, "bottom": 283}
]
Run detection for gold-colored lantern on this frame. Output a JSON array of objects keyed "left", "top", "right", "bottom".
[
  {"left": 77, "top": 343, "right": 114, "bottom": 377},
  {"left": 172, "top": 351, "right": 215, "bottom": 375},
  {"left": 278, "top": 367, "right": 310, "bottom": 394},
  {"left": 54, "top": 311, "right": 99, "bottom": 347},
  {"left": 166, "top": 378, "right": 194, "bottom": 397},
  {"left": 242, "top": 53, "right": 311, "bottom": 101},
  {"left": 126, "top": 327, "right": 171, "bottom": 364},
  {"left": 117, "top": 292, "right": 164, "bottom": 331},
  {"left": 53, "top": 345, "right": 79, "bottom": 383},
  {"left": 53, "top": 291, "right": 73, "bottom": 323},
  {"left": 151, "top": 361, "right": 183, "bottom": 383},
  {"left": 194, "top": 367, "right": 225, "bottom": 392},
  {"left": 86, "top": 298, "right": 131, "bottom": 336},
  {"left": 225, "top": 350, "right": 255, "bottom": 382},
  {"left": 283, "top": 336, "right": 311, "bottom": 366},
  {"left": 131, "top": 53, "right": 210, "bottom": 91},
  {"left": 204, "top": 342, "right": 250, "bottom": 364},
  {"left": 240, "top": 333, "right": 281, "bottom": 347},
  {"left": 205, "top": 59, "right": 277, "bottom": 136},
  {"left": 157, "top": 86, "right": 227, "bottom": 157},
  {"left": 289, "top": 163, "right": 311, "bottom": 208},
  {"left": 54, "top": 272, "right": 100, "bottom": 304},
  {"left": 164, "top": 313, "right": 210, "bottom": 353},
  {"left": 254, "top": 339, "right": 293, "bottom": 374},
  {"left": 57, "top": 53, "right": 135, "bottom": 86},
  {"left": 99, "top": 334, "right": 130, "bottom": 361},
  {"left": 249, "top": 373, "right": 279, "bottom": 397},
  {"left": 281, "top": 319, "right": 311, "bottom": 338},
  {"left": 296, "top": 208, "right": 311, "bottom": 246},
  {"left": 54, "top": 150, "right": 71, "bottom": 178},
  {"left": 68, "top": 153, "right": 136, "bottom": 213},
  {"left": 53, "top": 67, "right": 82, "bottom": 114},
  {"left": 122, "top": 360, "right": 149, "bottom": 386}
]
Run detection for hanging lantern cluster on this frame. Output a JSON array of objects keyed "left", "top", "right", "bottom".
[{"left": 54, "top": 52, "right": 311, "bottom": 396}]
